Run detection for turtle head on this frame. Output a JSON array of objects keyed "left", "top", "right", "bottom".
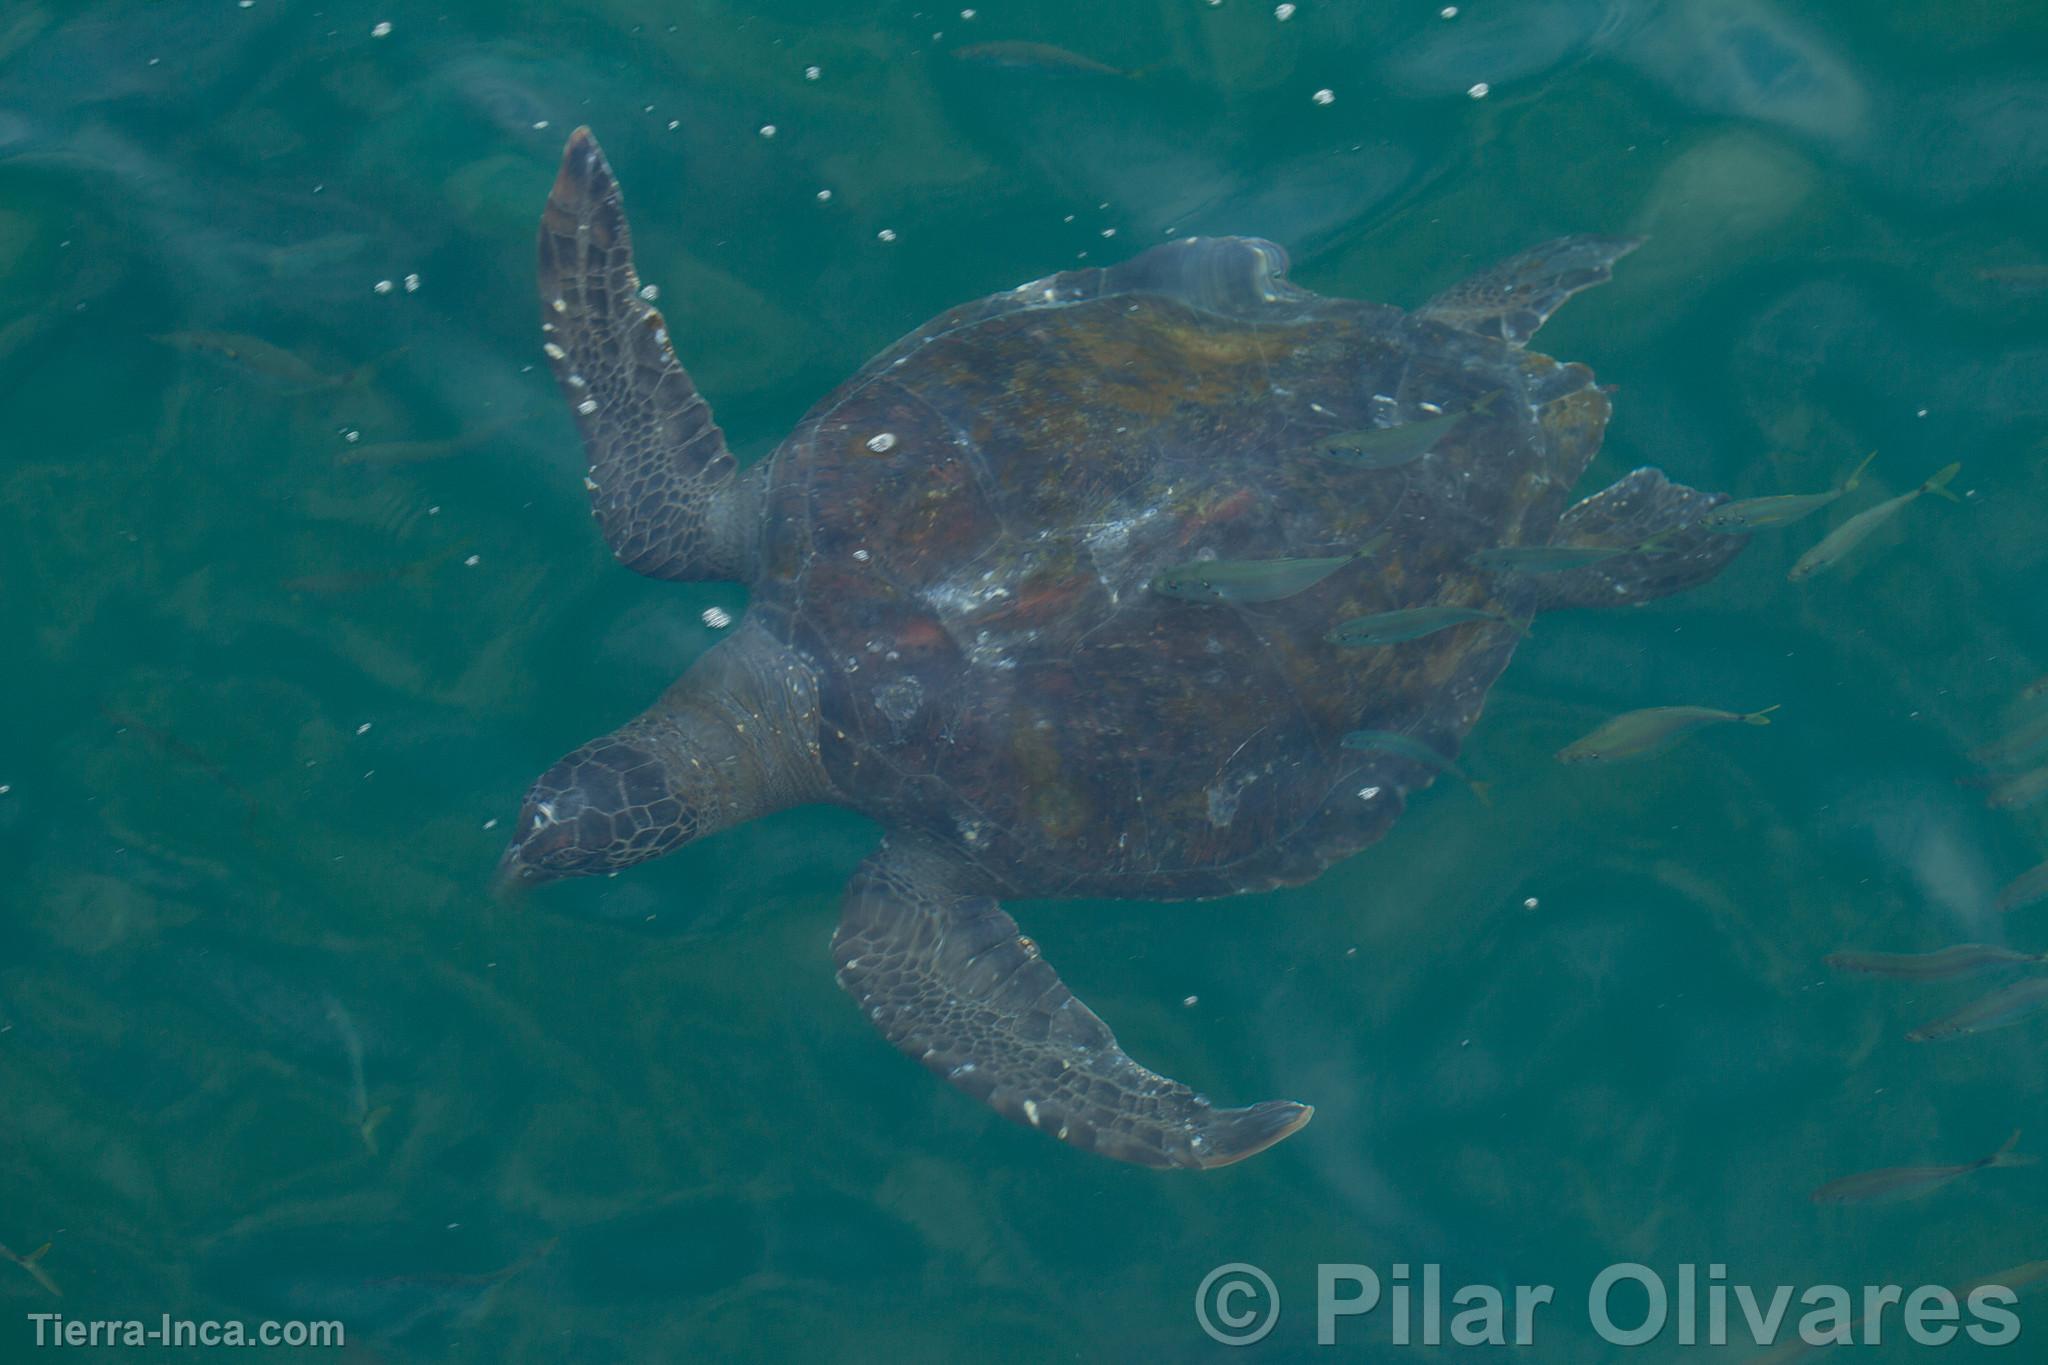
[
  {"left": 496, "top": 733, "right": 696, "bottom": 890},
  {"left": 495, "top": 631, "right": 834, "bottom": 893}
]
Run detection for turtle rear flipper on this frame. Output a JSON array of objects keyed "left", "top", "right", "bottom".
[
  {"left": 1515, "top": 467, "right": 1747, "bottom": 611},
  {"left": 833, "top": 836, "right": 1313, "bottom": 1170},
  {"left": 539, "top": 128, "right": 762, "bottom": 581},
  {"left": 1418, "top": 235, "right": 1642, "bottom": 346}
]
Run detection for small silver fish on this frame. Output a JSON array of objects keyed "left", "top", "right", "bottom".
[
  {"left": 1909, "top": 978, "right": 2048, "bottom": 1042},
  {"left": 1998, "top": 860, "right": 2048, "bottom": 914},
  {"left": 1325, "top": 605, "right": 1511, "bottom": 647},
  {"left": 156, "top": 329, "right": 350, "bottom": 388},
  {"left": 1472, "top": 543, "right": 1636, "bottom": 573},
  {"left": 1810, "top": 1131, "right": 2034, "bottom": 1205},
  {"left": 1556, "top": 705, "right": 1778, "bottom": 763},
  {"left": 1315, "top": 407, "right": 1471, "bottom": 469},
  {"left": 1788, "top": 461, "right": 1961, "bottom": 582},
  {"left": 0, "top": 1242, "right": 60, "bottom": 1297},
  {"left": 337, "top": 413, "right": 527, "bottom": 467},
  {"left": 949, "top": 41, "right": 1129, "bottom": 76},
  {"left": 1341, "top": 729, "right": 1491, "bottom": 803},
  {"left": 1700, "top": 451, "right": 1876, "bottom": 532},
  {"left": 1150, "top": 537, "right": 1385, "bottom": 604},
  {"left": 1970, "top": 710, "right": 2048, "bottom": 767},
  {"left": 1983, "top": 764, "right": 2048, "bottom": 811},
  {"left": 1826, "top": 944, "right": 2046, "bottom": 981}
]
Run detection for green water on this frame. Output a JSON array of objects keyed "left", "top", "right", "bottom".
[{"left": 4, "top": 0, "right": 2047, "bottom": 1360}]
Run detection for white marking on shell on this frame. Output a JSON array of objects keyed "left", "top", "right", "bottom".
[{"left": 1022, "top": 1099, "right": 1041, "bottom": 1126}]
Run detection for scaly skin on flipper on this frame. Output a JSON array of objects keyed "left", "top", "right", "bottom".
[
  {"left": 1505, "top": 468, "right": 1749, "bottom": 611},
  {"left": 832, "top": 834, "right": 1313, "bottom": 1169},
  {"left": 1419, "top": 235, "right": 1643, "bottom": 347},
  {"left": 538, "top": 128, "right": 762, "bottom": 580}
]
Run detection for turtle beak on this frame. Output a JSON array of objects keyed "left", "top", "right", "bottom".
[
  {"left": 492, "top": 841, "right": 537, "bottom": 900},
  {"left": 492, "top": 824, "right": 572, "bottom": 898}
]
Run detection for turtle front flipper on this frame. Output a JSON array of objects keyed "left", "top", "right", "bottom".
[
  {"left": 1418, "top": 235, "right": 1642, "bottom": 346},
  {"left": 1511, "top": 468, "right": 1747, "bottom": 611},
  {"left": 832, "top": 836, "right": 1313, "bottom": 1170},
  {"left": 538, "top": 128, "right": 762, "bottom": 581}
]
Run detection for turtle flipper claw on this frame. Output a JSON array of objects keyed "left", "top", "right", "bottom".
[
  {"left": 1189, "top": 1100, "right": 1316, "bottom": 1169},
  {"left": 832, "top": 836, "right": 1312, "bottom": 1170}
]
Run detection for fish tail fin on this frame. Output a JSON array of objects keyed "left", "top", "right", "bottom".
[
  {"left": 1841, "top": 449, "right": 1878, "bottom": 492},
  {"left": 23, "top": 1243, "right": 50, "bottom": 1266},
  {"left": 1126, "top": 60, "right": 1170, "bottom": 80},
  {"left": 1468, "top": 779, "right": 1495, "bottom": 808},
  {"left": 1921, "top": 462, "right": 1963, "bottom": 502},
  {"left": 1742, "top": 705, "right": 1781, "bottom": 726},
  {"left": 1991, "top": 1130, "right": 2036, "bottom": 1168}
]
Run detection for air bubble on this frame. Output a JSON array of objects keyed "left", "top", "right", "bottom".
[
  {"left": 464, "top": 554, "right": 481, "bottom": 567},
  {"left": 816, "top": 189, "right": 833, "bottom": 202},
  {"left": 1274, "top": 3, "right": 1295, "bottom": 18},
  {"left": 1467, "top": 82, "right": 1490, "bottom": 99},
  {"left": 403, "top": 273, "right": 420, "bottom": 292},
  {"left": 638, "top": 283, "right": 659, "bottom": 301},
  {"left": 373, "top": 279, "right": 394, "bottom": 295},
  {"left": 702, "top": 606, "right": 734, "bottom": 629},
  {"left": 1312, "top": 88, "right": 1335, "bottom": 106},
  {"left": 804, "top": 65, "right": 822, "bottom": 80},
  {"left": 759, "top": 124, "right": 777, "bottom": 138},
  {"left": 577, "top": 398, "right": 598, "bottom": 414},
  {"left": 371, "top": 20, "right": 392, "bottom": 36},
  {"left": 876, "top": 228, "right": 897, "bottom": 242},
  {"left": 866, "top": 432, "right": 897, "bottom": 452}
]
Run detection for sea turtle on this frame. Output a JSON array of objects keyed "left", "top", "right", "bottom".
[{"left": 500, "top": 129, "right": 1745, "bottom": 1169}]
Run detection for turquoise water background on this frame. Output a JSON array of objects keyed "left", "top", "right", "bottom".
[{"left": 4, "top": 0, "right": 2047, "bottom": 1359}]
